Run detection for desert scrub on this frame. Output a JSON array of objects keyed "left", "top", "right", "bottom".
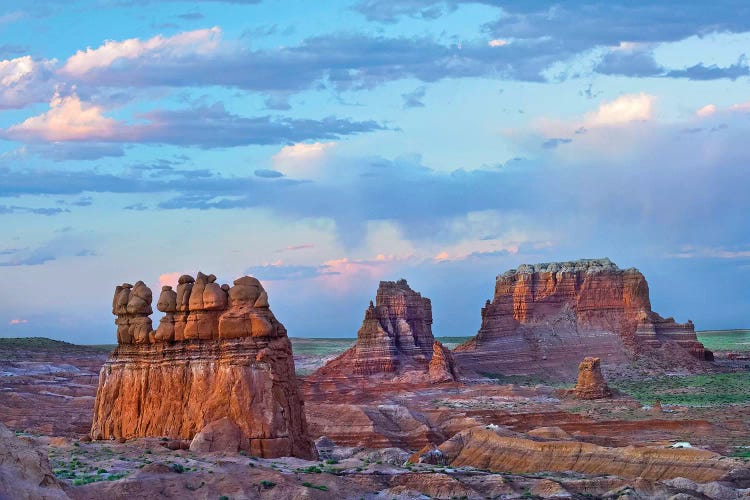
[
  {"left": 259, "top": 480, "right": 276, "bottom": 489},
  {"left": 302, "top": 482, "right": 329, "bottom": 491},
  {"left": 612, "top": 373, "right": 750, "bottom": 406},
  {"left": 297, "top": 465, "right": 322, "bottom": 473}
]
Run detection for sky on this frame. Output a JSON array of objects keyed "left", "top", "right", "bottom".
[{"left": 1, "top": 0, "right": 749, "bottom": 343}]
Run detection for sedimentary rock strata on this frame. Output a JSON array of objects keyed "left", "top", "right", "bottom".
[
  {"left": 455, "top": 258, "right": 711, "bottom": 377},
  {"left": 310, "top": 279, "right": 458, "bottom": 383},
  {"left": 92, "top": 273, "right": 316, "bottom": 459},
  {"left": 430, "top": 425, "right": 745, "bottom": 483},
  {"left": 573, "top": 357, "right": 612, "bottom": 399}
]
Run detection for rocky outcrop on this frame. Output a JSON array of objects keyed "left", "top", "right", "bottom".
[
  {"left": 92, "top": 273, "right": 316, "bottom": 459},
  {"left": 310, "top": 279, "right": 458, "bottom": 383},
  {"left": 573, "top": 357, "right": 612, "bottom": 399},
  {"left": 0, "top": 423, "right": 69, "bottom": 499},
  {"left": 433, "top": 425, "right": 746, "bottom": 483},
  {"left": 455, "top": 259, "right": 712, "bottom": 377},
  {"left": 429, "top": 341, "right": 459, "bottom": 383}
]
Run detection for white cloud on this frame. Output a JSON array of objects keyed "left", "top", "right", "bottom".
[
  {"left": 5, "top": 91, "right": 118, "bottom": 141},
  {"left": 9, "top": 318, "right": 28, "bottom": 325},
  {"left": 0, "top": 56, "right": 55, "bottom": 109},
  {"left": 272, "top": 141, "right": 336, "bottom": 178},
  {"left": 61, "top": 27, "right": 221, "bottom": 77},
  {"left": 583, "top": 93, "right": 655, "bottom": 127}
]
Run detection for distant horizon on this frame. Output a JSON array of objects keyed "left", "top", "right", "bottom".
[
  {"left": 2, "top": 1, "right": 749, "bottom": 343},
  {"left": 2, "top": 329, "right": 749, "bottom": 347}
]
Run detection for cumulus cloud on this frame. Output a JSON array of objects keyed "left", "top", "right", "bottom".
[
  {"left": 272, "top": 142, "right": 336, "bottom": 178},
  {"left": 583, "top": 93, "right": 655, "bottom": 127},
  {"left": 0, "top": 56, "right": 55, "bottom": 109},
  {"left": 61, "top": 27, "right": 221, "bottom": 77},
  {"left": 5, "top": 91, "right": 118, "bottom": 141}
]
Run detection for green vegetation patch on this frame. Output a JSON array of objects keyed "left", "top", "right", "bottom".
[
  {"left": 613, "top": 372, "right": 750, "bottom": 406},
  {"left": 302, "top": 481, "right": 329, "bottom": 491},
  {"left": 697, "top": 329, "right": 750, "bottom": 352},
  {"left": 480, "top": 372, "right": 572, "bottom": 387},
  {"left": 288, "top": 338, "right": 356, "bottom": 356}
]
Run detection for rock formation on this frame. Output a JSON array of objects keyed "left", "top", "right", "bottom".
[
  {"left": 454, "top": 258, "right": 712, "bottom": 377},
  {"left": 428, "top": 425, "right": 745, "bottom": 483},
  {"left": 429, "top": 341, "right": 459, "bottom": 383},
  {"left": 309, "top": 279, "right": 458, "bottom": 383},
  {"left": 0, "top": 423, "right": 68, "bottom": 499},
  {"left": 92, "top": 273, "right": 316, "bottom": 459},
  {"left": 573, "top": 357, "right": 612, "bottom": 399}
]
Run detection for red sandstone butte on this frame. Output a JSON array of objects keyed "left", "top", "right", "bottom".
[
  {"left": 91, "top": 273, "right": 316, "bottom": 459},
  {"left": 454, "top": 258, "right": 711, "bottom": 377},
  {"left": 310, "top": 279, "right": 458, "bottom": 383}
]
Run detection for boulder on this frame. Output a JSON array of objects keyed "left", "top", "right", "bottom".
[{"left": 189, "top": 417, "right": 241, "bottom": 453}]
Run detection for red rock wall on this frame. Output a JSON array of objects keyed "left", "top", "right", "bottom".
[{"left": 455, "top": 259, "right": 711, "bottom": 376}]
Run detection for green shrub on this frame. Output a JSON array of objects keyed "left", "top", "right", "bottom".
[
  {"left": 259, "top": 480, "right": 276, "bottom": 489},
  {"left": 302, "top": 482, "right": 329, "bottom": 491}
]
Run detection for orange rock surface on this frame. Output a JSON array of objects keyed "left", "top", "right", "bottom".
[
  {"left": 310, "top": 279, "right": 457, "bottom": 383},
  {"left": 434, "top": 426, "right": 745, "bottom": 483},
  {"left": 91, "top": 273, "right": 316, "bottom": 459},
  {"left": 573, "top": 357, "right": 612, "bottom": 399},
  {"left": 455, "top": 258, "right": 712, "bottom": 377}
]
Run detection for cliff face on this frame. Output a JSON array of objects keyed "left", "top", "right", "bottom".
[
  {"left": 455, "top": 259, "right": 711, "bottom": 376},
  {"left": 91, "top": 273, "right": 316, "bottom": 459},
  {"left": 310, "top": 279, "right": 457, "bottom": 382}
]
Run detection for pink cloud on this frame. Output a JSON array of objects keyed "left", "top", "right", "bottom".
[
  {"left": 158, "top": 272, "right": 182, "bottom": 289},
  {"left": 9, "top": 318, "right": 28, "bottom": 325},
  {"left": 61, "top": 27, "right": 221, "bottom": 77},
  {"left": 695, "top": 104, "right": 717, "bottom": 118},
  {"left": 5, "top": 91, "right": 117, "bottom": 141},
  {"left": 316, "top": 254, "right": 413, "bottom": 292}
]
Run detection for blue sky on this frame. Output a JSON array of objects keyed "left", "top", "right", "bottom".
[{"left": 1, "top": 0, "right": 749, "bottom": 343}]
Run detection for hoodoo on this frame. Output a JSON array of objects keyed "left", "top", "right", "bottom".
[
  {"left": 573, "top": 357, "right": 612, "bottom": 400},
  {"left": 310, "top": 279, "right": 458, "bottom": 382},
  {"left": 91, "top": 272, "right": 316, "bottom": 459},
  {"left": 454, "top": 259, "right": 711, "bottom": 377}
]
